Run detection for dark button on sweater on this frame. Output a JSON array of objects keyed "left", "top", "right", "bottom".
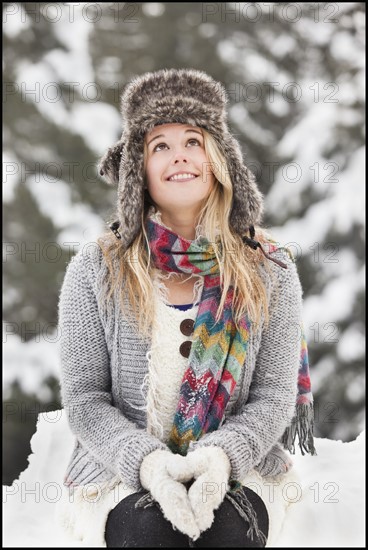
[
  {"left": 180, "top": 318, "right": 195, "bottom": 336},
  {"left": 179, "top": 341, "right": 192, "bottom": 358}
]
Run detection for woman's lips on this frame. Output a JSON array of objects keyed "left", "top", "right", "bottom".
[{"left": 167, "top": 176, "right": 199, "bottom": 182}]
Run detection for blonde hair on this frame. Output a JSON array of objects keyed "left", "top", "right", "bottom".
[{"left": 97, "top": 128, "right": 275, "bottom": 339}]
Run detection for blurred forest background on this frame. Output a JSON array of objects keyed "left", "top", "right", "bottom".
[{"left": 3, "top": 2, "right": 365, "bottom": 485}]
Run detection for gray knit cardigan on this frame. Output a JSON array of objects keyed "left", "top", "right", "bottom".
[{"left": 58, "top": 242, "right": 303, "bottom": 492}]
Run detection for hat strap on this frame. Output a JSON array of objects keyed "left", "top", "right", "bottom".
[
  {"left": 242, "top": 226, "right": 288, "bottom": 269},
  {"left": 109, "top": 220, "right": 121, "bottom": 239}
]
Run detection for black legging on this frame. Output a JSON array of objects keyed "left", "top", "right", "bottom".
[{"left": 105, "top": 485, "right": 269, "bottom": 548}]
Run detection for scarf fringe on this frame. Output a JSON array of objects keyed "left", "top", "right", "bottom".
[
  {"left": 135, "top": 490, "right": 156, "bottom": 509},
  {"left": 281, "top": 403, "right": 317, "bottom": 456},
  {"left": 226, "top": 488, "right": 268, "bottom": 546}
]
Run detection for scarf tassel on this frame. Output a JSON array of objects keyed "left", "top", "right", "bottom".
[
  {"left": 226, "top": 487, "right": 268, "bottom": 546},
  {"left": 135, "top": 490, "right": 156, "bottom": 509},
  {"left": 281, "top": 403, "right": 317, "bottom": 456}
]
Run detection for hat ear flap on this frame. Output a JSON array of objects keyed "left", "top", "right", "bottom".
[
  {"left": 98, "top": 140, "right": 125, "bottom": 185},
  {"left": 220, "top": 134, "right": 264, "bottom": 233},
  {"left": 231, "top": 164, "right": 265, "bottom": 232}
]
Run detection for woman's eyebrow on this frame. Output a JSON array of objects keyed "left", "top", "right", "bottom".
[{"left": 147, "top": 129, "right": 203, "bottom": 148}]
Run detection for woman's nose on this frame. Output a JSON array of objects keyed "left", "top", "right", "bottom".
[{"left": 172, "top": 150, "right": 188, "bottom": 163}]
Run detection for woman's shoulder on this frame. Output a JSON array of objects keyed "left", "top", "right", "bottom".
[
  {"left": 255, "top": 228, "right": 295, "bottom": 260},
  {"left": 255, "top": 228, "right": 303, "bottom": 298},
  {"left": 62, "top": 242, "right": 106, "bottom": 292}
]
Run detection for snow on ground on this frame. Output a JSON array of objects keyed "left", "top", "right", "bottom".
[{"left": 3, "top": 410, "right": 365, "bottom": 547}]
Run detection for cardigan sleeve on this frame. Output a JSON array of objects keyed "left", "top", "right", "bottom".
[
  {"left": 187, "top": 250, "right": 303, "bottom": 481},
  {"left": 58, "top": 249, "right": 167, "bottom": 491}
]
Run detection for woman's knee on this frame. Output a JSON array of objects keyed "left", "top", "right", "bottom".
[{"left": 105, "top": 491, "right": 190, "bottom": 548}]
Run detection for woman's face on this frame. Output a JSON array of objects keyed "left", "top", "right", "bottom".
[{"left": 144, "top": 123, "right": 215, "bottom": 219}]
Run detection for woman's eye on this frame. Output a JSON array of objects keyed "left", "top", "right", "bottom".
[
  {"left": 153, "top": 143, "right": 168, "bottom": 152},
  {"left": 153, "top": 138, "right": 201, "bottom": 152}
]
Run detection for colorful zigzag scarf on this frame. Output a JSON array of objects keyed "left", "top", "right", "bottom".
[{"left": 145, "top": 217, "right": 316, "bottom": 458}]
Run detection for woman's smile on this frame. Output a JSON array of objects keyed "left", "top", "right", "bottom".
[{"left": 167, "top": 174, "right": 199, "bottom": 183}]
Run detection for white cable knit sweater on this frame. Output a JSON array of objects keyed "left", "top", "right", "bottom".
[{"left": 144, "top": 270, "right": 204, "bottom": 442}]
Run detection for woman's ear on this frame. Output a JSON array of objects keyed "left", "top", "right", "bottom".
[{"left": 98, "top": 140, "right": 125, "bottom": 185}]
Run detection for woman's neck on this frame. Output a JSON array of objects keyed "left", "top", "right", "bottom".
[{"left": 148, "top": 208, "right": 200, "bottom": 241}]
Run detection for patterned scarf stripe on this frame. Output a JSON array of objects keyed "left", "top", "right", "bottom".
[
  {"left": 146, "top": 217, "right": 316, "bottom": 457},
  {"left": 146, "top": 218, "right": 249, "bottom": 454},
  {"left": 297, "top": 323, "right": 312, "bottom": 403}
]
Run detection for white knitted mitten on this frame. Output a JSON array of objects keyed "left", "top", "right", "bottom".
[
  {"left": 139, "top": 449, "right": 201, "bottom": 541},
  {"left": 167, "top": 446, "right": 231, "bottom": 533}
]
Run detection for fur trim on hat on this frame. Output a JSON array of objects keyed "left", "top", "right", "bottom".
[{"left": 99, "top": 68, "right": 264, "bottom": 250}]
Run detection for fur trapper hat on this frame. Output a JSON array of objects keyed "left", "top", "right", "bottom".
[{"left": 98, "top": 68, "right": 265, "bottom": 251}]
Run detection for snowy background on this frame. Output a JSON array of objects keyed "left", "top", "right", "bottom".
[{"left": 3, "top": 2, "right": 365, "bottom": 545}]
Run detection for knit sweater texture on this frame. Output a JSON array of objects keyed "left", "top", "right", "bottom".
[
  {"left": 145, "top": 273, "right": 203, "bottom": 443},
  {"left": 58, "top": 241, "right": 303, "bottom": 492}
]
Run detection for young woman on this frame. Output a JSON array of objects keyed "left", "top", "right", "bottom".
[{"left": 56, "top": 68, "right": 316, "bottom": 548}]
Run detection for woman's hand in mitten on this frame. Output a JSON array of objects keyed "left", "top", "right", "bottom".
[
  {"left": 169, "top": 446, "right": 231, "bottom": 534},
  {"left": 254, "top": 443, "right": 294, "bottom": 477},
  {"left": 139, "top": 449, "right": 200, "bottom": 541}
]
